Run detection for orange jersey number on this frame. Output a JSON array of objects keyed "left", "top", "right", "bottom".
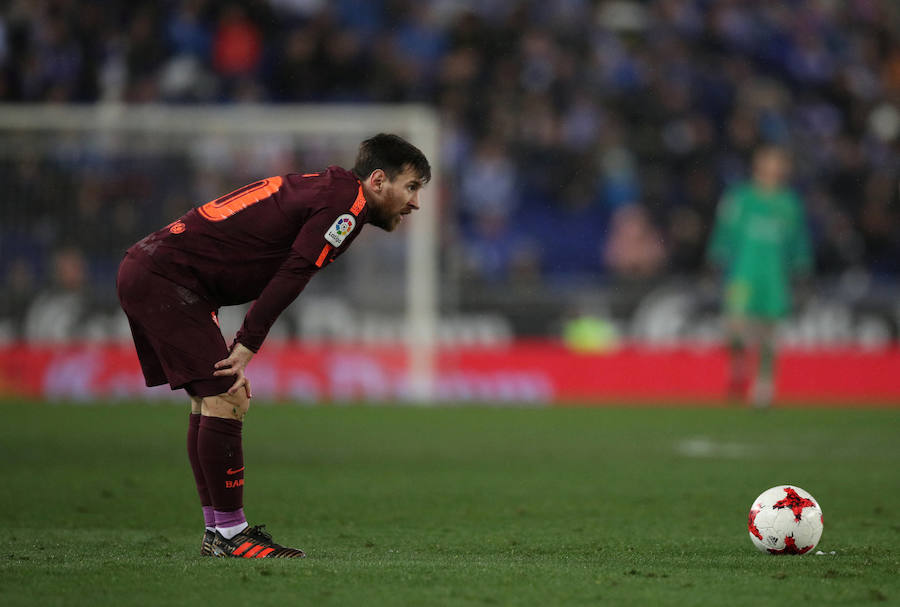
[{"left": 197, "top": 176, "right": 284, "bottom": 222}]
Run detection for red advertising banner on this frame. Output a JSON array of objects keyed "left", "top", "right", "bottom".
[{"left": 1, "top": 342, "right": 898, "bottom": 405}]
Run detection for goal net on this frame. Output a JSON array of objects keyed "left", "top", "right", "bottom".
[{"left": 0, "top": 104, "right": 441, "bottom": 400}]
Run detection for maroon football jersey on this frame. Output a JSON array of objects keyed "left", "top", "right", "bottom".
[{"left": 126, "top": 166, "right": 368, "bottom": 351}]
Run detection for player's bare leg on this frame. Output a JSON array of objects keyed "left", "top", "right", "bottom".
[
  {"left": 726, "top": 316, "right": 751, "bottom": 402},
  {"left": 750, "top": 322, "right": 776, "bottom": 408},
  {"left": 201, "top": 391, "right": 250, "bottom": 421}
]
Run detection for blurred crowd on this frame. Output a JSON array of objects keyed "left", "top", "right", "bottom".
[{"left": 2, "top": 0, "right": 900, "bottom": 339}]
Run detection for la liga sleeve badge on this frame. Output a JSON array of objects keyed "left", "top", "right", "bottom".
[{"left": 324, "top": 213, "right": 356, "bottom": 247}]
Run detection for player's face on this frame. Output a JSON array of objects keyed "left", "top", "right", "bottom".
[
  {"left": 369, "top": 166, "right": 425, "bottom": 232},
  {"left": 754, "top": 150, "right": 790, "bottom": 190}
]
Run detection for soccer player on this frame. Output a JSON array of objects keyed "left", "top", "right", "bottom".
[
  {"left": 117, "top": 134, "right": 430, "bottom": 558},
  {"left": 707, "top": 145, "right": 812, "bottom": 407}
]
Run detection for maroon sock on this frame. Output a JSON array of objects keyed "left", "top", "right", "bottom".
[
  {"left": 197, "top": 416, "right": 244, "bottom": 513},
  {"left": 187, "top": 414, "right": 212, "bottom": 506},
  {"left": 187, "top": 414, "right": 216, "bottom": 528}
]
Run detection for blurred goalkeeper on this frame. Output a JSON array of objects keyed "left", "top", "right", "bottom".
[
  {"left": 117, "top": 134, "right": 430, "bottom": 558},
  {"left": 707, "top": 145, "right": 812, "bottom": 407}
]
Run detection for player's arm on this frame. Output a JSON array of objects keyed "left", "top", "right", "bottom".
[
  {"left": 214, "top": 253, "right": 320, "bottom": 398},
  {"left": 707, "top": 190, "right": 740, "bottom": 270},
  {"left": 233, "top": 205, "right": 353, "bottom": 354},
  {"left": 788, "top": 194, "right": 814, "bottom": 277},
  {"left": 233, "top": 256, "right": 319, "bottom": 354},
  {"left": 785, "top": 194, "right": 815, "bottom": 310}
]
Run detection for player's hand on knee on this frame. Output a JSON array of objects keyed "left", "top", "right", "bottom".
[
  {"left": 227, "top": 373, "right": 252, "bottom": 399},
  {"left": 214, "top": 343, "right": 255, "bottom": 398}
]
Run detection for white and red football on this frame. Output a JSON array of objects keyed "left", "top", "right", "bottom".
[{"left": 748, "top": 485, "right": 824, "bottom": 554}]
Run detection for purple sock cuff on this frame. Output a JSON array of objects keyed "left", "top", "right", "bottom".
[
  {"left": 214, "top": 508, "right": 246, "bottom": 528},
  {"left": 202, "top": 506, "right": 216, "bottom": 528}
]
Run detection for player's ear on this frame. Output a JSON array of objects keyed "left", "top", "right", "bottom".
[{"left": 368, "top": 169, "right": 386, "bottom": 192}]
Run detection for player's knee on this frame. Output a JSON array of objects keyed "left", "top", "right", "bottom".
[
  {"left": 226, "top": 391, "right": 251, "bottom": 419},
  {"left": 201, "top": 392, "right": 250, "bottom": 421}
]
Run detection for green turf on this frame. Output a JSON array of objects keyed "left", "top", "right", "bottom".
[{"left": 0, "top": 401, "right": 898, "bottom": 606}]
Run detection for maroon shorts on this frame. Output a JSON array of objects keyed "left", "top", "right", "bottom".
[{"left": 116, "top": 254, "right": 233, "bottom": 397}]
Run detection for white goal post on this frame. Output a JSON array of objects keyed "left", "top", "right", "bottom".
[{"left": 0, "top": 104, "right": 441, "bottom": 401}]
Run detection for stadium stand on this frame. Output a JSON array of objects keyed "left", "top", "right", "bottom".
[{"left": 1, "top": 0, "right": 898, "bottom": 340}]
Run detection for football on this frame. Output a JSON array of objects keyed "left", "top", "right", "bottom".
[{"left": 747, "top": 485, "right": 824, "bottom": 554}]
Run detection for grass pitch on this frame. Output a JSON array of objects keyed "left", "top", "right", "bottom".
[{"left": 1, "top": 401, "right": 898, "bottom": 606}]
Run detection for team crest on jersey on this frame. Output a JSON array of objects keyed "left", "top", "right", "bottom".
[{"left": 325, "top": 213, "right": 356, "bottom": 247}]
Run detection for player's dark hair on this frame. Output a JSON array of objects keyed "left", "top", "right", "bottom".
[
  {"left": 352, "top": 133, "right": 431, "bottom": 184},
  {"left": 753, "top": 143, "right": 789, "bottom": 161}
]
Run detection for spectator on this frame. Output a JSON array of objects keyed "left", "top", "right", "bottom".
[
  {"left": 0, "top": 0, "right": 898, "bottom": 302},
  {"left": 23, "top": 247, "right": 95, "bottom": 342},
  {"left": 0, "top": 257, "right": 37, "bottom": 341},
  {"left": 603, "top": 204, "right": 666, "bottom": 279},
  {"left": 212, "top": 4, "right": 262, "bottom": 78}
]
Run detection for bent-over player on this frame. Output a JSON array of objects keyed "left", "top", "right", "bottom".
[{"left": 117, "top": 134, "right": 430, "bottom": 558}]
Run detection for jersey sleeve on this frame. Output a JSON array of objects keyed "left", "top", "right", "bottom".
[
  {"left": 292, "top": 205, "right": 363, "bottom": 268},
  {"left": 234, "top": 256, "right": 318, "bottom": 352},
  {"left": 787, "top": 194, "right": 813, "bottom": 276},
  {"left": 291, "top": 175, "right": 366, "bottom": 267},
  {"left": 707, "top": 188, "right": 741, "bottom": 269}
]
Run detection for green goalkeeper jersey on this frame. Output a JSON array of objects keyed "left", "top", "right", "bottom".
[{"left": 707, "top": 183, "right": 812, "bottom": 319}]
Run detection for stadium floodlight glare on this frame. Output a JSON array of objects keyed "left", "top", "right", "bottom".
[{"left": 0, "top": 103, "right": 440, "bottom": 401}]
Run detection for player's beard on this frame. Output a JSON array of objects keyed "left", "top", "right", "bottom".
[{"left": 368, "top": 206, "right": 402, "bottom": 232}]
